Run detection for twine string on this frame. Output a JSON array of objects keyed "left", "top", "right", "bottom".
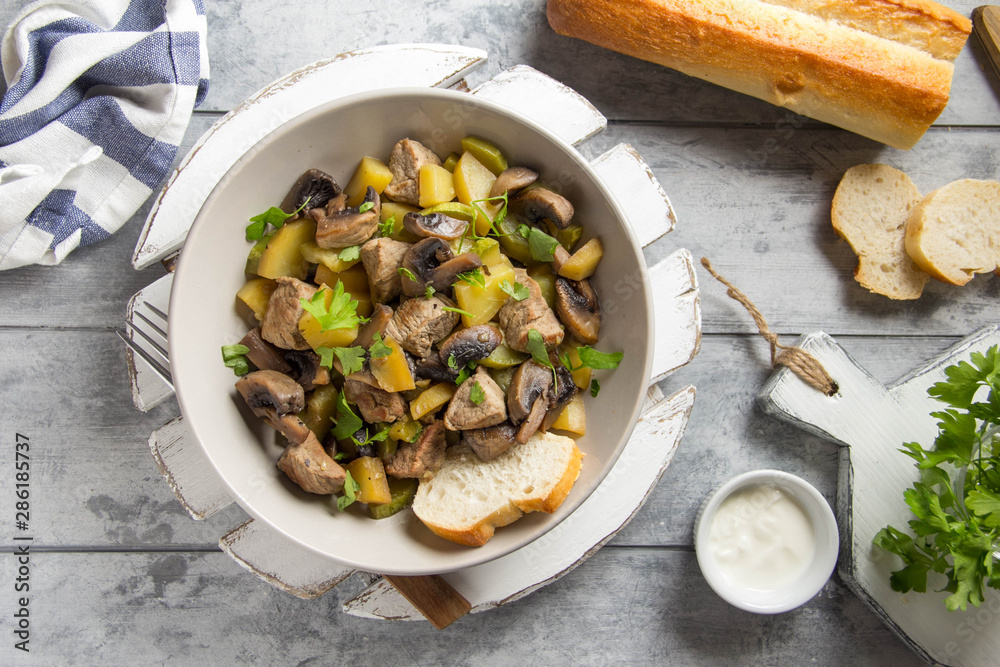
[{"left": 700, "top": 257, "right": 838, "bottom": 397}]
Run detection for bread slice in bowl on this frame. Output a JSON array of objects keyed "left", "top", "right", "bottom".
[
  {"left": 412, "top": 431, "right": 584, "bottom": 547},
  {"left": 904, "top": 179, "right": 1000, "bottom": 286},
  {"left": 832, "top": 164, "right": 927, "bottom": 300}
]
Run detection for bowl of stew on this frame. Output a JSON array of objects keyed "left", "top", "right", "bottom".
[{"left": 169, "top": 87, "right": 654, "bottom": 575}]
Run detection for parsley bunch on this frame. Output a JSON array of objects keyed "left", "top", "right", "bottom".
[{"left": 874, "top": 345, "right": 1000, "bottom": 611}]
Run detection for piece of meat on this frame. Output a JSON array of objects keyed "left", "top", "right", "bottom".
[
  {"left": 385, "top": 295, "right": 460, "bottom": 358},
  {"left": 342, "top": 377, "right": 406, "bottom": 423},
  {"left": 498, "top": 268, "right": 564, "bottom": 353},
  {"left": 462, "top": 421, "right": 519, "bottom": 461},
  {"left": 361, "top": 237, "right": 410, "bottom": 303},
  {"left": 277, "top": 431, "right": 346, "bottom": 494},
  {"left": 383, "top": 138, "right": 441, "bottom": 206},
  {"left": 385, "top": 420, "right": 447, "bottom": 478},
  {"left": 443, "top": 367, "right": 507, "bottom": 431},
  {"left": 261, "top": 276, "right": 316, "bottom": 350},
  {"left": 235, "top": 370, "right": 305, "bottom": 418}
]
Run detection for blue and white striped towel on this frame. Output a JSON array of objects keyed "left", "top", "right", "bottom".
[{"left": 0, "top": 0, "right": 209, "bottom": 270}]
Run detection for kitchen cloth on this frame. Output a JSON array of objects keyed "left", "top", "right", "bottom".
[{"left": 0, "top": 0, "right": 209, "bottom": 271}]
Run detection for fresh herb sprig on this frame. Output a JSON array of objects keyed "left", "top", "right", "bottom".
[
  {"left": 245, "top": 197, "right": 311, "bottom": 241},
  {"left": 874, "top": 345, "right": 1000, "bottom": 612},
  {"left": 299, "top": 281, "right": 364, "bottom": 332}
]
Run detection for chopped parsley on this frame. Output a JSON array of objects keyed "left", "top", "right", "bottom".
[
  {"left": 378, "top": 215, "right": 396, "bottom": 237},
  {"left": 456, "top": 268, "right": 486, "bottom": 289},
  {"left": 517, "top": 223, "right": 560, "bottom": 262},
  {"left": 338, "top": 245, "right": 360, "bottom": 262},
  {"left": 526, "top": 329, "right": 558, "bottom": 391},
  {"left": 221, "top": 344, "right": 250, "bottom": 376},
  {"left": 424, "top": 284, "right": 436, "bottom": 299},
  {"left": 368, "top": 332, "right": 393, "bottom": 359},
  {"left": 469, "top": 380, "right": 486, "bottom": 405},
  {"left": 499, "top": 279, "right": 529, "bottom": 301},
  {"left": 577, "top": 346, "right": 624, "bottom": 370},
  {"left": 590, "top": 379, "right": 601, "bottom": 398},
  {"left": 331, "top": 391, "right": 363, "bottom": 441},
  {"left": 442, "top": 306, "right": 473, "bottom": 318},
  {"left": 299, "top": 281, "right": 363, "bottom": 332},
  {"left": 336, "top": 471, "right": 360, "bottom": 511},
  {"left": 358, "top": 201, "right": 375, "bottom": 213},
  {"left": 317, "top": 345, "right": 366, "bottom": 375},
  {"left": 397, "top": 266, "right": 418, "bottom": 282},
  {"left": 245, "top": 197, "right": 311, "bottom": 241},
  {"left": 456, "top": 361, "right": 477, "bottom": 385}
]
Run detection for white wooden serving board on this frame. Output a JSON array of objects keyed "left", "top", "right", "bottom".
[
  {"left": 758, "top": 326, "right": 1000, "bottom": 667},
  {"left": 124, "top": 43, "right": 701, "bottom": 621}
]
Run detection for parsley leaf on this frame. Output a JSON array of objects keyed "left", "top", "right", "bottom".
[
  {"left": 379, "top": 215, "right": 396, "bottom": 237},
  {"left": 469, "top": 380, "right": 486, "bottom": 405},
  {"left": 221, "top": 344, "right": 250, "bottom": 376},
  {"left": 424, "top": 284, "right": 436, "bottom": 299},
  {"left": 577, "top": 346, "right": 624, "bottom": 370},
  {"left": 299, "top": 281, "right": 363, "bottom": 332},
  {"left": 526, "top": 329, "right": 558, "bottom": 391},
  {"left": 446, "top": 354, "right": 459, "bottom": 370},
  {"left": 317, "top": 345, "right": 366, "bottom": 375},
  {"left": 352, "top": 425, "right": 392, "bottom": 447},
  {"left": 398, "top": 266, "right": 418, "bottom": 282},
  {"left": 337, "top": 471, "right": 360, "bottom": 511},
  {"left": 499, "top": 279, "right": 529, "bottom": 301},
  {"left": 590, "top": 378, "right": 601, "bottom": 397},
  {"left": 338, "top": 245, "right": 361, "bottom": 262},
  {"left": 331, "top": 391, "right": 363, "bottom": 441},
  {"left": 517, "top": 223, "right": 560, "bottom": 262},
  {"left": 245, "top": 197, "right": 311, "bottom": 241},
  {"left": 358, "top": 201, "right": 375, "bottom": 213},
  {"left": 369, "top": 332, "right": 393, "bottom": 359},
  {"left": 455, "top": 361, "right": 477, "bottom": 385},
  {"left": 456, "top": 268, "right": 486, "bottom": 289},
  {"left": 875, "top": 343, "right": 1000, "bottom": 611}
]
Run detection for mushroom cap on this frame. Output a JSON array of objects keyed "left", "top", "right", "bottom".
[
  {"left": 555, "top": 277, "right": 601, "bottom": 345},
  {"left": 403, "top": 211, "right": 469, "bottom": 240},
  {"left": 510, "top": 187, "right": 574, "bottom": 229},
  {"left": 280, "top": 168, "right": 342, "bottom": 217},
  {"left": 489, "top": 166, "right": 539, "bottom": 198},
  {"left": 235, "top": 370, "right": 305, "bottom": 418},
  {"left": 462, "top": 421, "right": 519, "bottom": 461},
  {"left": 507, "top": 360, "right": 553, "bottom": 424},
  {"left": 400, "top": 237, "right": 452, "bottom": 297},
  {"left": 438, "top": 324, "right": 502, "bottom": 370}
]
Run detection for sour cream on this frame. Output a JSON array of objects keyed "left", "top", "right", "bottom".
[{"left": 707, "top": 483, "right": 816, "bottom": 590}]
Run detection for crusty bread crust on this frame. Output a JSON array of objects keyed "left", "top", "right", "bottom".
[
  {"left": 547, "top": 0, "right": 970, "bottom": 149},
  {"left": 413, "top": 434, "right": 584, "bottom": 547}
]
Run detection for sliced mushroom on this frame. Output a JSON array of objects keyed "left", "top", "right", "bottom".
[
  {"left": 541, "top": 359, "right": 578, "bottom": 432},
  {"left": 414, "top": 353, "right": 457, "bottom": 382},
  {"left": 425, "top": 253, "right": 483, "bottom": 293},
  {"left": 517, "top": 392, "right": 549, "bottom": 444},
  {"left": 342, "top": 377, "right": 406, "bottom": 423},
  {"left": 238, "top": 328, "right": 292, "bottom": 374},
  {"left": 489, "top": 166, "right": 539, "bottom": 198},
  {"left": 555, "top": 277, "right": 601, "bottom": 345},
  {"left": 280, "top": 169, "right": 342, "bottom": 217},
  {"left": 313, "top": 186, "right": 380, "bottom": 249},
  {"left": 443, "top": 367, "right": 507, "bottom": 431},
  {"left": 277, "top": 431, "right": 346, "bottom": 494},
  {"left": 261, "top": 276, "right": 316, "bottom": 350},
  {"left": 355, "top": 303, "right": 394, "bottom": 349},
  {"left": 507, "top": 360, "right": 553, "bottom": 424},
  {"left": 510, "top": 187, "right": 574, "bottom": 229},
  {"left": 400, "top": 237, "right": 453, "bottom": 297},
  {"left": 462, "top": 421, "right": 518, "bottom": 461},
  {"left": 259, "top": 408, "right": 312, "bottom": 445},
  {"left": 438, "top": 325, "right": 502, "bottom": 371},
  {"left": 360, "top": 237, "right": 410, "bottom": 303},
  {"left": 403, "top": 211, "right": 468, "bottom": 240},
  {"left": 385, "top": 420, "right": 447, "bottom": 478},
  {"left": 282, "top": 349, "right": 329, "bottom": 392},
  {"left": 235, "top": 370, "right": 305, "bottom": 418},
  {"left": 551, "top": 245, "right": 571, "bottom": 275}
]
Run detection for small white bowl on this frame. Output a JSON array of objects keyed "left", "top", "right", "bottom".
[{"left": 694, "top": 469, "right": 839, "bottom": 614}]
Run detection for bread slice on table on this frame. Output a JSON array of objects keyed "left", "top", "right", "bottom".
[
  {"left": 831, "top": 164, "right": 927, "bottom": 299},
  {"left": 412, "top": 431, "right": 584, "bottom": 547},
  {"left": 904, "top": 179, "right": 1000, "bottom": 286}
]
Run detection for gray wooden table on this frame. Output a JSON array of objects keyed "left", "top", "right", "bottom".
[{"left": 2, "top": 1, "right": 997, "bottom": 664}]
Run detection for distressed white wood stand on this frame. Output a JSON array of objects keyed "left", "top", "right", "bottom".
[
  {"left": 759, "top": 326, "right": 1000, "bottom": 666},
  {"left": 124, "top": 44, "right": 701, "bottom": 620}
]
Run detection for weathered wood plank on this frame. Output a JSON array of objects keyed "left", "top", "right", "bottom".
[
  {"left": 0, "top": 548, "right": 917, "bottom": 665},
  {"left": 0, "top": 330, "right": 961, "bottom": 550}
]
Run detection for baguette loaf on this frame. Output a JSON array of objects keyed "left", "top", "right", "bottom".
[
  {"left": 831, "top": 164, "right": 928, "bottom": 299},
  {"left": 903, "top": 179, "right": 1000, "bottom": 285},
  {"left": 547, "top": 0, "right": 971, "bottom": 149},
  {"left": 412, "top": 432, "right": 584, "bottom": 547}
]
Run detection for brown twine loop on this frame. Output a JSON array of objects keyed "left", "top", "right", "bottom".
[{"left": 700, "top": 257, "right": 839, "bottom": 397}]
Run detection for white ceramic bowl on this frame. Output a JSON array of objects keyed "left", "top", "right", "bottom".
[
  {"left": 694, "top": 469, "right": 839, "bottom": 614},
  {"left": 169, "top": 88, "right": 654, "bottom": 575}
]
